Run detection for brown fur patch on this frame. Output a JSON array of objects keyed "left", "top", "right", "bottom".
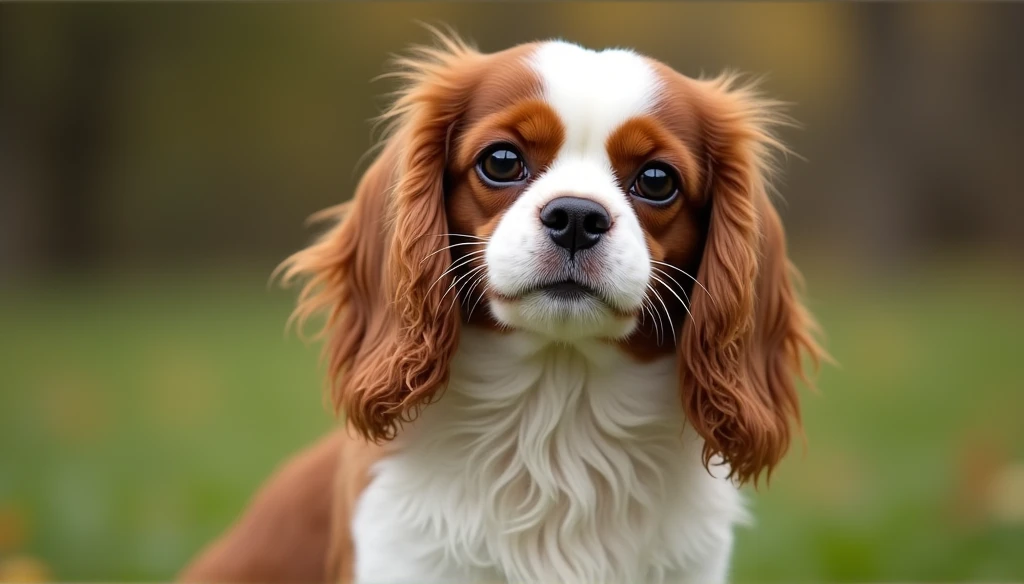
[
  {"left": 178, "top": 431, "right": 347, "bottom": 583},
  {"left": 605, "top": 114, "right": 709, "bottom": 361},
  {"left": 446, "top": 97, "right": 566, "bottom": 327},
  {"left": 649, "top": 64, "right": 827, "bottom": 485}
]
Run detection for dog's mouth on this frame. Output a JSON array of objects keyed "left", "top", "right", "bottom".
[
  {"left": 488, "top": 277, "right": 640, "bottom": 335},
  {"left": 535, "top": 280, "right": 597, "bottom": 302},
  {"left": 491, "top": 279, "right": 601, "bottom": 304},
  {"left": 492, "top": 278, "right": 638, "bottom": 319}
]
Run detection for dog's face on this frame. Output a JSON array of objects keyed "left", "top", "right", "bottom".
[
  {"left": 445, "top": 42, "right": 708, "bottom": 345},
  {"left": 281, "top": 36, "right": 824, "bottom": 484}
]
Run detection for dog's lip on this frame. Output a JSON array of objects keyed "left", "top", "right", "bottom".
[
  {"left": 493, "top": 279, "right": 600, "bottom": 302},
  {"left": 535, "top": 280, "right": 596, "bottom": 299},
  {"left": 491, "top": 280, "right": 638, "bottom": 319},
  {"left": 524, "top": 279, "right": 609, "bottom": 304}
]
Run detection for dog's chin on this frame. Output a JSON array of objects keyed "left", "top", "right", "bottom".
[{"left": 488, "top": 284, "right": 639, "bottom": 342}]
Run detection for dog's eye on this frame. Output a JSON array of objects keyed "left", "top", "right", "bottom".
[
  {"left": 477, "top": 144, "right": 527, "bottom": 185},
  {"left": 631, "top": 163, "right": 680, "bottom": 203}
]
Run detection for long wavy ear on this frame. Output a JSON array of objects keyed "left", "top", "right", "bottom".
[
  {"left": 278, "top": 33, "right": 483, "bottom": 441},
  {"left": 680, "top": 75, "right": 826, "bottom": 485}
]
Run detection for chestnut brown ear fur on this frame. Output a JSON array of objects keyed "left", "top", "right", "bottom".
[
  {"left": 681, "top": 75, "right": 826, "bottom": 485},
  {"left": 277, "top": 34, "right": 484, "bottom": 442}
]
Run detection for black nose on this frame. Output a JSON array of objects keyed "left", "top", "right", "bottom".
[{"left": 539, "top": 196, "right": 612, "bottom": 256}]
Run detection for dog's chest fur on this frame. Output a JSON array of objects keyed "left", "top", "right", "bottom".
[{"left": 351, "top": 329, "right": 746, "bottom": 584}]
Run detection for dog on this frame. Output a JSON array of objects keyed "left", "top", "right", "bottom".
[{"left": 180, "top": 32, "right": 824, "bottom": 584}]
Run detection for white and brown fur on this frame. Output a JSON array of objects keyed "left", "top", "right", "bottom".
[{"left": 180, "top": 33, "right": 824, "bottom": 584}]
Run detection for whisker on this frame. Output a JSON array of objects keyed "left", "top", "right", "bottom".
[
  {"left": 651, "top": 266, "right": 692, "bottom": 307},
  {"left": 646, "top": 288, "right": 663, "bottom": 345},
  {"left": 651, "top": 267, "right": 694, "bottom": 316},
  {"left": 433, "top": 233, "right": 490, "bottom": 241},
  {"left": 421, "top": 241, "right": 486, "bottom": 264},
  {"left": 440, "top": 264, "right": 487, "bottom": 308},
  {"left": 650, "top": 260, "right": 716, "bottom": 307},
  {"left": 647, "top": 296, "right": 664, "bottom": 345},
  {"left": 449, "top": 273, "right": 479, "bottom": 317},
  {"left": 650, "top": 273, "right": 695, "bottom": 328},
  {"left": 467, "top": 281, "right": 491, "bottom": 321},
  {"left": 461, "top": 268, "right": 487, "bottom": 309},
  {"left": 453, "top": 267, "right": 487, "bottom": 316},
  {"left": 641, "top": 296, "right": 658, "bottom": 344},
  {"left": 426, "top": 251, "right": 486, "bottom": 294},
  {"left": 638, "top": 297, "right": 656, "bottom": 342},
  {"left": 643, "top": 286, "right": 667, "bottom": 346},
  {"left": 647, "top": 283, "right": 677, "bottom": 345},
  {"left": 459, "top": 271, "right": 490, "bottom": 319}
]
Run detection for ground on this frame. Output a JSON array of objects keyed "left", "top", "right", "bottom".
[{"left": 1, "top": 261, "right": 1022, "bottom": 582}]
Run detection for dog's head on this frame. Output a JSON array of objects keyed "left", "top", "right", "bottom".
[{"left": 280, "top": 33, "right": 823, "bottom": 484}]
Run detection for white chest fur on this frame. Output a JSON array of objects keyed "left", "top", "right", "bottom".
[{"left": 352, "top": 329, "right": 747, "bottom": 584}]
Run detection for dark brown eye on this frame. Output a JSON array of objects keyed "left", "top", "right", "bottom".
[
  {"left": 477, "top": 144, "right": 527, "bottom": 185},
  {"left": 631, "top": 163, "right": 680, "bottom": 203}
]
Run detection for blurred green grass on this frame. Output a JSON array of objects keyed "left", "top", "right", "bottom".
[{"left": 1, "top": 264, "right": 1023, "bottom": 582}]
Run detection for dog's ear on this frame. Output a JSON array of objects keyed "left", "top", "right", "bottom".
[
  {"left": 679, "top": 76, "right": 825, "bottom": 485},
  {"left": 278, "top": 33, "right": 485, "bottom": 441}
]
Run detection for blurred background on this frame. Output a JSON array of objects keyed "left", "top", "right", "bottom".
[{"left": 1, "top": 2, "right": 1023, "bottom": 582}]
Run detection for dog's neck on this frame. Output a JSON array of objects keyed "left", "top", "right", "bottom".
[{"left": 383, "top": 326, "right": 713, "bottom": 583}]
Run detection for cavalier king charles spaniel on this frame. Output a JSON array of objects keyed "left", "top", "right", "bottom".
[{"left": 181, "top": 33, "right": 824, "bottom": 584}]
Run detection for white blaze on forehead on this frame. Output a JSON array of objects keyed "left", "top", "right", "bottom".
[{"left": 530, "top": 41, "right": 661, "bottom": 156}]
